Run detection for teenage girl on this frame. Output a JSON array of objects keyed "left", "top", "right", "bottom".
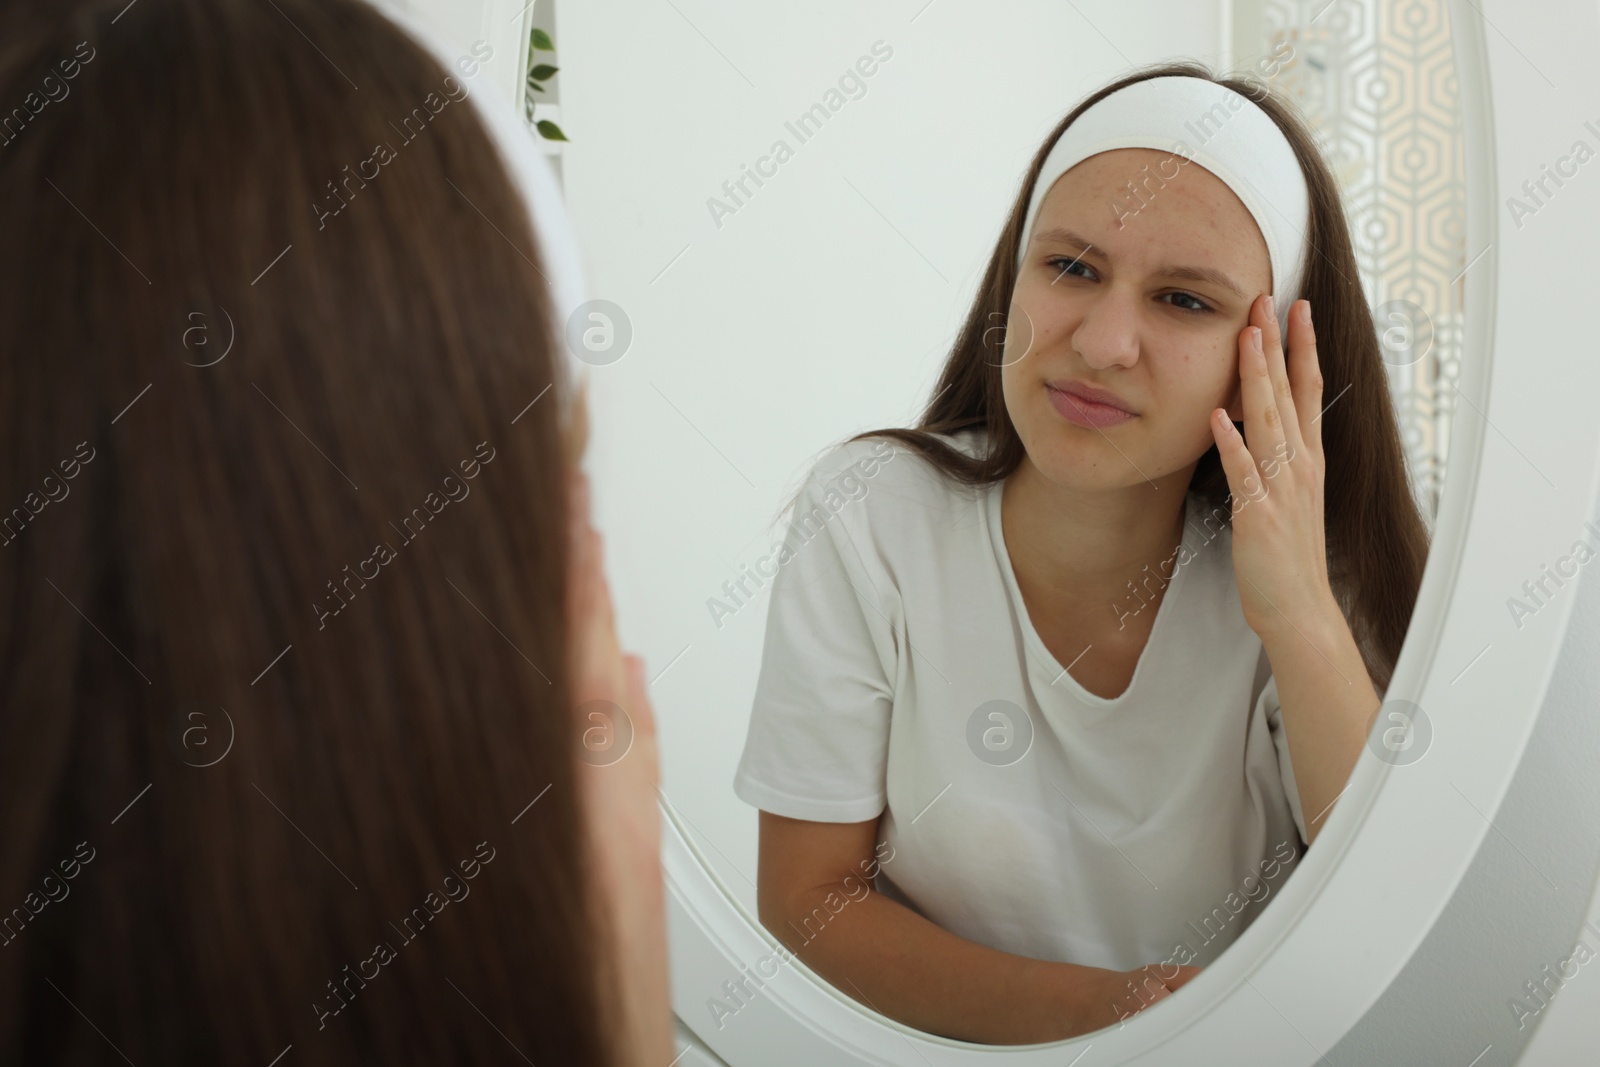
[{"left": 734, "top": 62, "right": 1429, "bottom": 1045}]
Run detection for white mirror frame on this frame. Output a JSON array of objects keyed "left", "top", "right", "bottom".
[{"left": 655, "top": 2, "right": 1600, "bottom": 1063}]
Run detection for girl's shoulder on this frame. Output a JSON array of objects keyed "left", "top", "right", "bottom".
[
  {"left": 807, "top": 426, "right": 986, "bottom": 495},
  {"left": 789, "top": 427, "right": 990, "bottom": 545}
]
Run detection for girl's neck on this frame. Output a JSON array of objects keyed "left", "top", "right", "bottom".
[{"left": 1000, "top": 456, "right": 1194, "bottom": 614}]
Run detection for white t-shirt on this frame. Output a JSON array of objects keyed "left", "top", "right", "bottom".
[{"left": 733, "top": 427, "right": 1332, "bottom": 973}]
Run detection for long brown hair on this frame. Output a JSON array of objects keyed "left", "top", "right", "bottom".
[
  {"left": 0, "top": 0, "right": 619, "bottom": 1063},
  {"left": 831, "top": 60, "right": 1428, "bottom": 693}
]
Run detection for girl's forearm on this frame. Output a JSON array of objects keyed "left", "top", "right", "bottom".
[
  {"left": 1260, "top": 593, "right": 1384, "bottom": 846},
  {"left": 765, "top": 882, "right": 1126, "bottom": 1044}
]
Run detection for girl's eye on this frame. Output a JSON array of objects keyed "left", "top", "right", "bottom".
[
  {"left": 1046, "top": 255, "right": 1095, "bottom": 281},
  {"left": 1043, "top": 258, "right": 1214, "bottom": 315},
  {"left": 1163, "top": 291, "right": 1213, "bottom": 314}
]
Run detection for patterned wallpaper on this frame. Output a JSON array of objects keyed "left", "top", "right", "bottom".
[{"left": 1260, "top": 0, "right": 1465, "bottom": 530}]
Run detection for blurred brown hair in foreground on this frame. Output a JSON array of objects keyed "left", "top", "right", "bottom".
[{"left": 0, "top": 0, "right": 622, "bottom": 1062}]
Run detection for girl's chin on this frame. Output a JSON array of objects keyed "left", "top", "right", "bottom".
[{"left": 1019, "top": 431, "right": 1212, "bottom": 489}]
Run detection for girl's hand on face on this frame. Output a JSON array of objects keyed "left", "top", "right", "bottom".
[
  {"left": 566, "top": 466, "right": 671, "bottom": 1065},
  {"left": 568, "top": 467, "right": 662, "bottom": 877},
  {"left": 1209, "top": 294, "right": 1338, "bottom": 640}
]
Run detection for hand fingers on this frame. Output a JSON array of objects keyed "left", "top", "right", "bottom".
[
  {"left": 569, "top": 470, "right": 658, "bottom": 756},
  {"left": 1238, "top": 295, "right": 1291, "bottom": 468},
  {"left": 1161, "top": 965, "right": 1204, "bottom": 992},
  {"left": 1259, "top": 296, "right": 1306, "bottom": 462},
  {"left": 1211, "top": 407, "right": 1261, "bottom": 512},
  {"left": 1287, "top": 299, "right": 1326, "bottom": 467},
  {"left": 1131, "top": 969, "right": 1172, "bottom": 1011},
  {"left": 1140, "top": 962, "right": 1200, "bottom": 991},
  {"left": 624, "top": 652, "right": 659, "bottom": 743},
  {"left": 568, "top": 469, "right": 622, "bottom": 704}
]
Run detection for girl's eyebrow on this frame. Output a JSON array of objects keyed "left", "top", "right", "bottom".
[{"left": 1032, "top": 226, "right": 1250, "bottom": 300}]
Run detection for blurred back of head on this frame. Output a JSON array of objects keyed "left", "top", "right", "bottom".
[{"left": 0, "top": 0, "right": 618, "bottom": 1062}]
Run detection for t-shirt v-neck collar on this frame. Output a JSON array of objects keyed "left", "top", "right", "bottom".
[{"left": 986, "top": 479, "right": 1200, "bottom": 709}]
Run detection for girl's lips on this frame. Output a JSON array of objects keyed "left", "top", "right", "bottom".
[{"left": 1047, "top": 384, "right": 1138, "bottom": 428}]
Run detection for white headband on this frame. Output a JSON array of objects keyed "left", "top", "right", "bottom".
[
  {"left": 1016, "top": 75, "right": 1309, "bottom": 339},
  {"left": 367, "top": 2, "right": 591, "bottom": 430}
]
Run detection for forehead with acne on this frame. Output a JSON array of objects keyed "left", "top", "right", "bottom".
[{"left": 1029, "top": 147, "right": 1272, "bottom": 300}]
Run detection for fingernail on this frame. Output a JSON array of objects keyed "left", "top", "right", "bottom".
[
  {"left": 1251, "top": 327, "right": 1263, "bottom": 351},
  {"left": 1263, "top": 294, "right": 1275, "bottom": 320}
]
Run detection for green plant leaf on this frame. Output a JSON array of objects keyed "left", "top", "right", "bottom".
[
  {"left": 529, "top": 64, "right": 559, "bottom": 81},
  {"left": 532, "top": 28, "right": 554, "bottom": 50},
  {"left": 535, "top": 120, "right": 568, "bottom": 142},
  {"left": 527, "top": 79, "right": 545, "bottom": 92}
]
